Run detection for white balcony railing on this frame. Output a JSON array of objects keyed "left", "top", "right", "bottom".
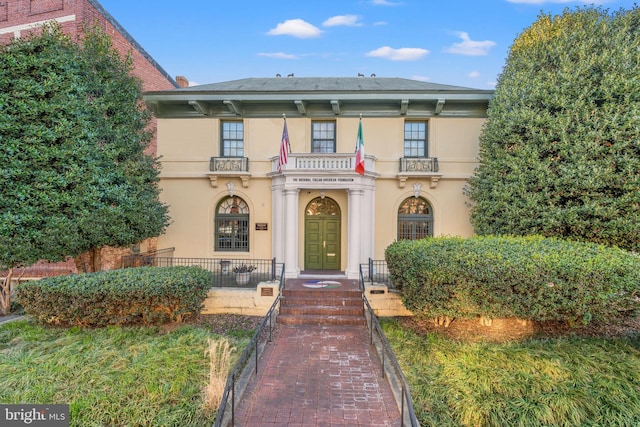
[{"left": 272, "top": 153, "right": 376, "bottom": 173}]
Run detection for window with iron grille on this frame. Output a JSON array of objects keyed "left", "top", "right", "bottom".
[
  {"left": 221, "top": 121, "right": 244, "bottom": 157},
  {"left": 311, "top": 121, "right": 336, "bottom": 153},
  {"left": 215, "top": 196, "right": 249, "bottom": 251},
  {"left": 397, "top": 197, "right": 433, "bottom": 240},
  {"left": 404, "top": 121, "right": 428, "bottom": 157}
]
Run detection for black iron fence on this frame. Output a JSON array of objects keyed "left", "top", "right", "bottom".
[
  {"left": 360, "top": 258, "right": 394, "bottom": 289},
  {"left": 121, "top": 252, "right": 283, "bottom": 288},
  {"left": 360, "top": 264, "right": 418, "bottom": 426},
  {"left": 121, "top": 247, "right": 175, "bottom": 268},
  {"left": 213, "top": 279, "right": 283, "bottom": 427}
]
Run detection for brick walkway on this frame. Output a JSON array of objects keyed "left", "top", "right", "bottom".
[{"left": 234, "top": 282, "right": 402, "bottom": 426}]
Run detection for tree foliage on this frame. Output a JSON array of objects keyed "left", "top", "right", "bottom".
[
  {"left": 466, "top": 6, "right": 640, "bottom": 252},
  {"left": 0, "top": 25, "right": 170, "bottom": 312}
]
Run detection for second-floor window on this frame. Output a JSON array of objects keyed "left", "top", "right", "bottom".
[
  {"left": 404, "top": 121, "right": 427, "bottom": 157},
  {"left": 221, "top": 121, "right": 244, "bottom": 157},
  {"left": 312, "top": 121, "right": 336, "bottom": 153}
]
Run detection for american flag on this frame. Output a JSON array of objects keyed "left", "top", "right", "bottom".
[{"left": 277, "top": 117, "right": 291, "bottom": 172}]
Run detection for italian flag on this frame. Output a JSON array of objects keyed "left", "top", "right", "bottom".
[{"left": 355, "top": 118, "right": 365, "bottom": 175}]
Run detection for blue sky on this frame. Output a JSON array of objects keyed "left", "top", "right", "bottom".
[{"left": 98, "top": 0, "right": 636, "bottom": 89}]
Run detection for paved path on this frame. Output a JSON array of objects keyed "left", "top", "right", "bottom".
[
  {"left": 234, "top": 323, "right": 402, "bottom": 426},
  {"left": 0, "top": 314, "right": 23, "bottom": 324}
]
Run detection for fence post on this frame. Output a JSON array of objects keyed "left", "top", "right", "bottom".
[
  {"left": 401, "top": 387, "right": 405, "bottom": 426},
  {"left": 231, "top": 372, "right": 236, "bottom": 427}
]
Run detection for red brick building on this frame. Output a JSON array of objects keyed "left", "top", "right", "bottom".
[{"left": 0, "top": 0, "right": 182, "bottom": 275}]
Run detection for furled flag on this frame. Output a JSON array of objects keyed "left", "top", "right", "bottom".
[
  {"left": 277, "top": 116, "right": 291, "bottom": 172},
  {"left": 354, "top": 117, "right": 365, "bottom": 175}
]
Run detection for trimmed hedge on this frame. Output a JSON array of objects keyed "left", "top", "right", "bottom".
[
  {"left": 385, "top": 236, "right": 640, "bottom": 325},
  {"left": 14, "top": 266, "right": 213, "bottom": 326}
]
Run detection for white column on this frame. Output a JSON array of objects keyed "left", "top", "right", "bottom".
[
  {"left": 284, "top": 188, "right": 300, "bottom": 278},
  {"left": 364, "top": 182, "right": 375, "bottom": 261},
  {"left": 345, "top": 188, "right": 364, "bottom": 279},
  {"left": 271, "top": 182, "right": 285, "bottom": 263}
]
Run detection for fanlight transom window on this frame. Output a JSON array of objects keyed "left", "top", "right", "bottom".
[{"left": 306, "top": 197, "right": 340, "bottom": 217}]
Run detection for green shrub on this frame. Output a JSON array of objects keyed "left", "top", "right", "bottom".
[
  {"left": 14, "top": 266, "right": 213, "bottom": 326},
  {"left": 385, "top": 236, "right": 640, "bottom": 325}
]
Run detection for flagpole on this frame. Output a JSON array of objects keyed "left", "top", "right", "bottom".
[
  {"left": 355, "top": 113, "right": 365, "bottom": 175},
  {"left": 283, "top": 113, "right": 291, "bottom": 153}
]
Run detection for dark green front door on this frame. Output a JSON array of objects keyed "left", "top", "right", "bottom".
[{"left": 304, "top": 197, "right": 341, "bottom": 270}]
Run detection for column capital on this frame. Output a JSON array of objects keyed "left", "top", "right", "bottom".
[{"left": 346, "top": 188, "right": 365, "bottom": 196}]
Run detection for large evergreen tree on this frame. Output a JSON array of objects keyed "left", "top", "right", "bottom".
[
  {"left": 0, "top": 26, "right": 169, "bottom": 313},
  {"left": 466, "top": 6, "right": 640, "bottom": 252}
]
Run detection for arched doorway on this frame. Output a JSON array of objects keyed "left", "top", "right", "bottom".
[{"left": 304, "top": 197, "right": 341, "bottom": 270}]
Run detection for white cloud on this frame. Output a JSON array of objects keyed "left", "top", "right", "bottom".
[
  {"left": 258, "top": 52, "right": 298, "bottom": 59},
  {"left": 468, "top": 71, "right": 480, "bottom": 78},
  {"left": 445, "top": 32, "right": 496, "bottom": 56},
  {"left": 373, "top": 21, "right": 388, "bottom": 26},
  {"left": 267, "top": 19, "right": 322, "bottom": 38},
  {"left": 323, "top": 15, "right": 362, "bottom": 27},
  {"left": 371, "top": 0, "right": 402, "bottom": 5},
  {"left": 366, "top": 46, "right": 429, "bottom": 61}
]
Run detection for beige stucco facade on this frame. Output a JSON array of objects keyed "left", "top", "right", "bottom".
[{"left": 145, "top": 77, "right": 492, "bottom": 278}]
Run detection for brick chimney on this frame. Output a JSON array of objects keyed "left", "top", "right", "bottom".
[{"left": 176, "top": 76, "right": 189, "bottom": 88}]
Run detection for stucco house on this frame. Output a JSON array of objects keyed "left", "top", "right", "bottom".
[{"left": 144, "top": 76, "right": 493, "bottom": 279}]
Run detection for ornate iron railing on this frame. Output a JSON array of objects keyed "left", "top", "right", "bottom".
[
  {"left": 209, "top": 157, "right": 249, "bottom": 172},
  {"left": 399, "top": 157, "right": 439, "bottom": 173}
]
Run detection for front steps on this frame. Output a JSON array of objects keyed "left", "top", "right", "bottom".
[{"left": 278, "top": 283, "right": 365, "bottom": 326}]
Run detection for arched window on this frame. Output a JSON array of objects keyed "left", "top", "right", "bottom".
[
  {"left": 215, "top": 196, "right": 249, "bottom": 251},
  {"left": 397, "top": 197, "right": 433, "bottom": 240}
]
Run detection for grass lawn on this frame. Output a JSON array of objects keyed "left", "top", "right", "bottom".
[
  {"left": 382, "top": 318, "right": 640, "bottom": 427},
  {"left": 0, "top": 318, "right": 253, "bottom": 427}
]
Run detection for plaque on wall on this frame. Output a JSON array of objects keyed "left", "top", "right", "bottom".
[{"left": 255, "top": 223, "right": 268, "bottom": 230}]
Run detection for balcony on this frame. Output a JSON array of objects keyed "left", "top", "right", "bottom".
[
  {"left": 207, "top": 157, "right": 251, "bottom": 188},
  {"left": 397, "top": 157, "right": 442, "bottom": 189},
  {"left": 272, "top": 153, "right": 376, "bottom": 173}
]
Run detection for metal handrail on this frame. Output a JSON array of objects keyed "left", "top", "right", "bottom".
[
  {"left": 360, "top": 264, "right": 419, "bottom": 426},
  {"left": 213, "top": 264, "right": 284, "bottom": 427}
]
